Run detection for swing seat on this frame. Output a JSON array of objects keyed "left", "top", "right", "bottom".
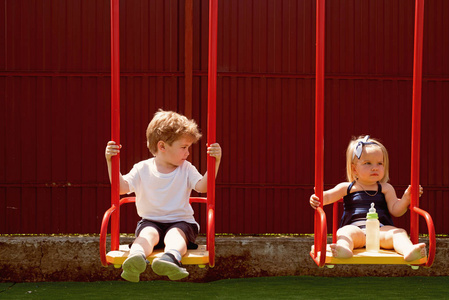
[
  {"left": 310, "top": 201, "right": 435, "bottom": 268},
  {"left": 100, "top": 197, "right": 215, "bottom": 268},
  {"left": 106, "top": 244, "right": 209, "bottom": 268},
  {"left": 311, "top": 245, "right": 427, "bottom": 266}
]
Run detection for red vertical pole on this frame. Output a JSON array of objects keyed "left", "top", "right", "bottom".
[
  {"left": 185, "top": 0, "right": 194, "bottom": 119},
  {"left": 110, "top": 0, "right": 120, "bottom": 251},
  {"left": 315, "top": 0, "right": 325, "bottom": 213},
  {"left": 207, "top": 0, "right": 218, "bottom": 267},
  {"left": 314, "top": 0, "right": 325, "bottom": 266},
  {"left": 410, "top": 0, "right": 424, "bottom": 244}
]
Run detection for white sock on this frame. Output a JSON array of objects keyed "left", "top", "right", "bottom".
[
  {"left": 166, "top": 249, "right": 182, "bottom": 262},
  {"left": 129, "top": 249, "right": 146, "bottom": 259}
]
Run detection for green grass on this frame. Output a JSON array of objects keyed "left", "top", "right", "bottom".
[{"left": 1, "top": 277, "right": 449, "bottom": 299}]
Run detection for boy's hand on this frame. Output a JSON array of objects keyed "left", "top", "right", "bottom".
[
  {"left": 207, "top": 143, "right": 222, "bottom": 161},
  {"left": 309, "top": 194, "right": 320, "bottom": 210},
  {"left": 105, "top": 141, "right": 122, "bottom": 161}
]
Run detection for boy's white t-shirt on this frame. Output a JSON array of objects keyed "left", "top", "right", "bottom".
[{"left": 123, "top": 158, "right": 203, "bottom": 226}]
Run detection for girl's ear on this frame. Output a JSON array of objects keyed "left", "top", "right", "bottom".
[{"left": 351, "top": 163, "right": 357, "bottom": 176}]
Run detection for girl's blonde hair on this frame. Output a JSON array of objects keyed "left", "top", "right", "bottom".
[
  {"left": 146, "top": 109, "right": 202, "bottom": 156},
  {"left": 346, "top": 136, "right": 390, "bottom": 183}
]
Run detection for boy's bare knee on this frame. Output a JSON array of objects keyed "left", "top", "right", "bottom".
[
  {"left": 139, "top": 226, "right": 159, "bottom": 238},
  {"left": 137, "top": 227, "right": 159, "bottom": 246},
  {"left": 166, "top": 227, "right": 186, "bottom": 237},
  {"left": 164, "top": 228, "right": 188, "bottom": 255},
  {"left": 164, "top": 228, "right": 188, "bottom": 245}
]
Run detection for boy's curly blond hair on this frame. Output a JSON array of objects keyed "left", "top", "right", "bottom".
[{"left": 146, "top": 109, "right": 202, "bottom": 155}]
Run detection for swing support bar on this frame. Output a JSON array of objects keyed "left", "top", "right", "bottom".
[
  {"left": 110, "top": 0, "right": 120, "bottom": 252},
  {"left": 206, "top": 0, "right": 218, "bottom": 268},
  {"left": 311, "top": 0, "right": 326, "bottom": 268},
  {"left": 410, "top": 0, "right": 424, "bottom": 244}
]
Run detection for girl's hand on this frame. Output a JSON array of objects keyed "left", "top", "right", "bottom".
[
  {"left": 105, "top": 141, "right": 122, "bottom": 161},
  {"left": 310, "top": 194, "right": 321, "bottom": 209},
  {"left": 207, "top": 143, "right": 222, "bottom": 161},
  {"left": 403, "top": 185, "right": 424, "bottom": 199}
]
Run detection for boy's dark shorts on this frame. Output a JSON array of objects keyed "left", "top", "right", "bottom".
[{"left": 135, "top": 219, "right": 199, "bottom": 250}]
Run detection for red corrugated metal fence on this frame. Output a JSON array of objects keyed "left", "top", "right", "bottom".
[{"left": 1, "top": 0, "right": 448, "bottom": 234}]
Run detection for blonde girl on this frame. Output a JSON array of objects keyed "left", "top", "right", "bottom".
[{"left": 310, "top": 135, "right": 426, "bottom": 261}]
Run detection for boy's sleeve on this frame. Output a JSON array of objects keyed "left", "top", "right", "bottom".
[{"left": 122, "top": 164, "right": 139, "bottom": 194}]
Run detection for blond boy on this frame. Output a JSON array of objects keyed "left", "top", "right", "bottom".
[{"left": 105, "top": 110, "right": 221, "bottom": 282}]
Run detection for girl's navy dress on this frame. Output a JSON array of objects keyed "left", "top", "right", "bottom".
[{"left": 340, "top": 181, "right": 394, "bottom": 228}]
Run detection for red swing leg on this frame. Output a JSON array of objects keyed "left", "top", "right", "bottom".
[
  {"left": 110, "top": 0, "right": 121, "bottom": 253},
  {"left": 311, "top": 0, "right": 326, "bottom": 268},
  {"left": 206, "top": 0, "right": 218, "bottom": 268},
  {"left": 410, "top": 0, "right": 435, "bottom": 268}
]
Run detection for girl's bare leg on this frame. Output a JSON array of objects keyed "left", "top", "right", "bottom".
[
  {"left": 380, "top": 226, "right": 426, "bottom": 262},
  {"left": 330, "top": 225, "right": 365, "bottom": 259}
]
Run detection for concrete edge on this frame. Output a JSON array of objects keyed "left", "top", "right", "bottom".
[{"left": 1, "top": 236, "right": 448, "bottom": 282}]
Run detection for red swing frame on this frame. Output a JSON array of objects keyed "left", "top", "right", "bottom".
[
  {"left": 310, "top": 0, "right": 435, "bottom": 267},
  {"left": 100, "top": 0, "right": 219, "bottom": 268}
]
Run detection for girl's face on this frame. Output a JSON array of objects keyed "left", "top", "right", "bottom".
[{"left": 352, "top": 145, "right": 385, "bottom": 184}]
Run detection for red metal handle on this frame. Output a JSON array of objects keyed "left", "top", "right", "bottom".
[
  {"left": 190, "top": 196, "right": 215, "bottom": 266},
  {"left": 100, "top": 197, "right": 135, "bottom": 266},
  {"left": 332, "top": 200, "right": 343, "bottom": 244},
  {"left": 190, "top": 197, "right": 215, "bottom": 266},
  {"left": 412, "top": 206, "right": 435, "bottom": 267},
  {"left": 311, "top": 207, "right": 327, "bottom": 267},
  {"left": 100, "top": 205, "right": 117, "bottom": 267},
  {"left": 207, "top": 207, "right": 216, "bottom": 267},
  {"left": 189, "top": 197, "right": 208, "bottom": 204},
  {"left": 100, "top": 197, "right": 214, "bottom": 267}
]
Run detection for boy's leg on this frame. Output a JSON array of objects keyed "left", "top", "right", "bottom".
[
  {"left": 330, "top": 225, "right": 365, "bottom": 258},
  {"left": 380, "top": 226, "right": 426, "bottom": 262},
  {"left": 121, "top": 226, "right": 159, "bottom": 283},
  {"left": 152, "top": 223, "right": 196, "bottom": 281},
  {"left": 130, "top": 226, "right": 160, "bottom": 257},
  {"left": 164, "top": 227, "right": 188, "bottom": 256}
]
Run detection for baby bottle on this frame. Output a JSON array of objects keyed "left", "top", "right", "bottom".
[{"left": 365, "top": 202, "right": 380, "bottom": 252}]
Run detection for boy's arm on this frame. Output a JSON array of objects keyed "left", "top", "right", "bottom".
[
  {"left": 105, "top": 141, "right": 130, "bottom": 195},
  {"left": 310, "top": 182, "right": 349, "bottom": 209},
  {"left": 194, "top": 143, "right": 222, "bottom": 193}
]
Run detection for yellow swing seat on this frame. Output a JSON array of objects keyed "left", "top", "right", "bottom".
[
  {"left": 106, "top": 244, "right": 209, "bottom": 268},
  {"left": 100, "top": 197, "right": 215, "bottom": 268},
  {"left": 311, "top": 244, "right": 427, "bottom": 266},
  {"left": 310, "top": 203, "right": 435, "bottom": 268}
]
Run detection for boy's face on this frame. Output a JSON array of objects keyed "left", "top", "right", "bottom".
[{"left": 160, "top": 135, "right": 194, "bottom": 168}]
